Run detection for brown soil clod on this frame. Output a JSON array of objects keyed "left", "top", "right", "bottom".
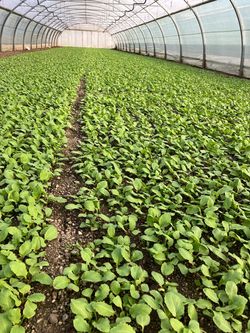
[{"left": 26, "top": 79, "right": 86, "bottom": 333}]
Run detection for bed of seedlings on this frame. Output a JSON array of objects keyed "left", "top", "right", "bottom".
[
  {"left": 0, "top": 48, "right": 86, "bottom": 333},
  {"left": 0, "top": 48, "right": 250, "bottom": 333}
]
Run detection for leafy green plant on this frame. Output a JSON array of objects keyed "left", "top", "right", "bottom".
[
  {"left": 0, "top": 48, "right": 89, "bottom": 332},
  {"left": 61, "top": 49, "right": 250, "bottom": 332}
]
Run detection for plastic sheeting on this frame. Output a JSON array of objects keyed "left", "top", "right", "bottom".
[
  {"left": 113, "top": 0, "right": 250, "bottom": 77},
  {"left": 0, "top": 0, "right": 249, "bottom": 77}
]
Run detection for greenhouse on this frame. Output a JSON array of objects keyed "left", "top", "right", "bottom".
[{"left": 0, "top": 1, "right": 250, "bottom": 333}]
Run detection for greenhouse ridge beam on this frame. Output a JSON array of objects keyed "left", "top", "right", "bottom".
[{"left": 9, "top": 0, "right": 152, "bottom": 31}]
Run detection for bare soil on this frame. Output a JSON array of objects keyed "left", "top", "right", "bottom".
[
  {"left": 26, "top": 79, "right": 90, "bottom": 333},
  {"left": 24, "top": 74, "right": 223, "bottom": 333},
  {"left": 0, "top": 47, "right": 59, "bottom": 59}
]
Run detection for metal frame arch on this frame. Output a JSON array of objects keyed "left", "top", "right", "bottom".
[
  {"left": 119, "top": 9, "right": 156, "bottom": 56},
  {"left": 23, "top": 0, "right": 147, "bottom": 32},
  {"left": 115, "top": 33, "right": 122, "bottom": 50},
  {"left": 29, "top": 12, "right": 66, "bottom": 50},
  {"left": 54, "top": 30, "right": 62, "bottom": 47},
  {"left": 51, "top": 29, "right": 59, "bottom": 47},
  {"left": 184, "top": 0, "right": 206, "bottom": 68},
  {"left": 44, "top": 26, "right": 52, "bottom": 48},
  {"left": 12, "top": 7, "right": 64, "bottom": 51},
  {"left": 39, "top": 3, "right": 124, "bottom": 18},
  {"left": 133, "top": 3, "right": 168, "bottom": 57},
  {"left": 51, "top": 25, "right": 63, "bottom": 44},
  {"left": 154, "top": 1, "right": 183, "bottom": 62},
  {"left": 112, "top": 33, "right": 119, "bottom": 49},
  {"left": 30, "top": 22, "right": 42, "bottom": 49},
  {"left": 45, "top": 8, "right": 120, "bottom": 24},
  {"left": 105, "top": 0, "right": 148, "bottom": 31},
  {"left": 57, "top": 3, "right": 154, "bottom": 33},
  {"left": 13, "top": 0, "right": 66, "bottom": 28},
  {"left": 111, "top": 14, "right": 148, "bottom": 55},
  {"left": 22, "top": 18, "right": 61, "bottom": 50},
  {"left": 54, "top": 15, "right": 114, "bottom": 27},
  {"left": 116, "top": 34, "right": 122, "bottom": 50},
  {"left": 120, "top": 20, "right": 142, "bottom": 53},
  {"left": 0, "top": 0, "right": 65, "bottom": 51},
  {"left": 134, "top": 25, "right": 147, "bottom": 54},
  {"left": 18, "top": 9, "right": 65, "bottom": 40},
  {"left": 127, "top": 27, "right": 139, "bottom": 53},
  {"left": 113, "top": 32, "right": 122, "bottom": 50},
  {"left": 119, "top": 3, "right": 167, "bottom": 57},
  {"left": 40, "top": 25, "right": 50, "bottom": 48},
  {"left": 46, "top": 20, "right": 66, "bottom": 31},
  {"left": 0, "top": 2, "right": 25, "bottom": 51},
  {"left": 118, "top": 34, "right": 125, "bottom": 51},
  {"left": 0, "top": 0, "right": 163, "bottom": 55},
  {"left": 36, "top": 24, "right": 46, "bottom": 49},
  {"left": 141, "top": 21, "right": 156, "bottom": 56},
  {"left": 124, "top": 29, "right": 133, "bottom": 52},
  {"left": 123, "top": 17, "right": 144, "bottom": 54},
  {"left": 125, "top": 23, "right": 147, "bottom": 54},
  {"left": 46, "top": 28, "right": 55, "bottom": 47},
  {"left": 13, "top": 16, "right": 30, "bottom": 51},
  {"left": 143, "top": 6, "right": 167, "bottom": 59},
  {"left": 36, "top": 0, "right": 133, "bottom": 15},
  {"left": 108, "top": 0, "right": 177, "bottom": 58},
  {"left": 121, "top": 31, "right": 129, "bottom": 52},
  {"left": 51, "top": 30, "right": 58, "bottom": 46},
  {"left": 119, "top": 31, "right": 126, "bottom": 51},
  {"left": 51, "top": 29, "right": 58, "bottom": 46},
  {"left": 128, "top": 29, "right": 136, "bottom": 52},
  {"left": 22, "top": 20, "right": 36, "bottom": 49},
  {"left": 129, "top": 27, "right": 141, "bottom": 54},
  {"left": 228, "top": 0, "right": 245, "bottom": 76},
  {"left": 109, "top": 3, "right": 156, "bottom": 56}
]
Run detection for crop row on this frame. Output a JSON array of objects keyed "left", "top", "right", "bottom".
[
  {"left": 0, "top": 48, "right": 250, "bottom": 333},
  {"left": 59, "top": 50, "right": 250, "bottom": 333},
  {"left": 0, "top": 48, "right": 87, "bottom": 333}
]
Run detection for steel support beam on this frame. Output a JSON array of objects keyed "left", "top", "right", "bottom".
[
  {"left": 184, "top": 0, "right": 206, "bottom": 68},
  {"left": 228, "top": 0, "right": 245, "bottom": 77},
  {"left": 36, "top": 25, "right": 46, "bottom": 49}
]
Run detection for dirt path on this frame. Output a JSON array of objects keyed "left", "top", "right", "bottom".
[
  {"left": 0, "top": 47, "right": 59, "bottom": 59},
  {"left": 26, "top": 79, "right": 92, "bottom": 333}
]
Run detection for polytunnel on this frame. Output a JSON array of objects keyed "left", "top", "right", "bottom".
[
  {"left": 1, "top": 1, "right": 250, "bottom": 333},
  {"left": 0, "top": 0, "right": 249, "bottom": 77}
]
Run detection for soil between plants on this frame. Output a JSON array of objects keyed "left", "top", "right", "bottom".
[
  {"left": 25, "top": 77, "right": 221, "bottom": 333},
  {"left": 0, "top": 47, "right": 59, "bottom": 59},
  {"left": 25, "top": 79, "right": 93, "bottom": 333}
]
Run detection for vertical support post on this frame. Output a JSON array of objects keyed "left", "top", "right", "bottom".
[
  {"left": 144, "top": 7, "right": 167, "bottom": 59},
  {"left": 36, "top": 25, "right": 45, "bottom": 49},
  {"left": 228, "top": 0, "right": 245, "bottom": 77},
  {"left": 41, "top": 26, "right": 48, "bottom": 48},
  {"left": 183, "top": 0, "right": 206, "bottom": 68}
]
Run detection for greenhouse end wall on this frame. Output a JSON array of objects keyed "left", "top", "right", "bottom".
[
  {"left": 58, "top": 30, "right": 115, "bottom": 49},
  {"left": 112, "top": 0, "right": 250, "bottom": 78}
]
